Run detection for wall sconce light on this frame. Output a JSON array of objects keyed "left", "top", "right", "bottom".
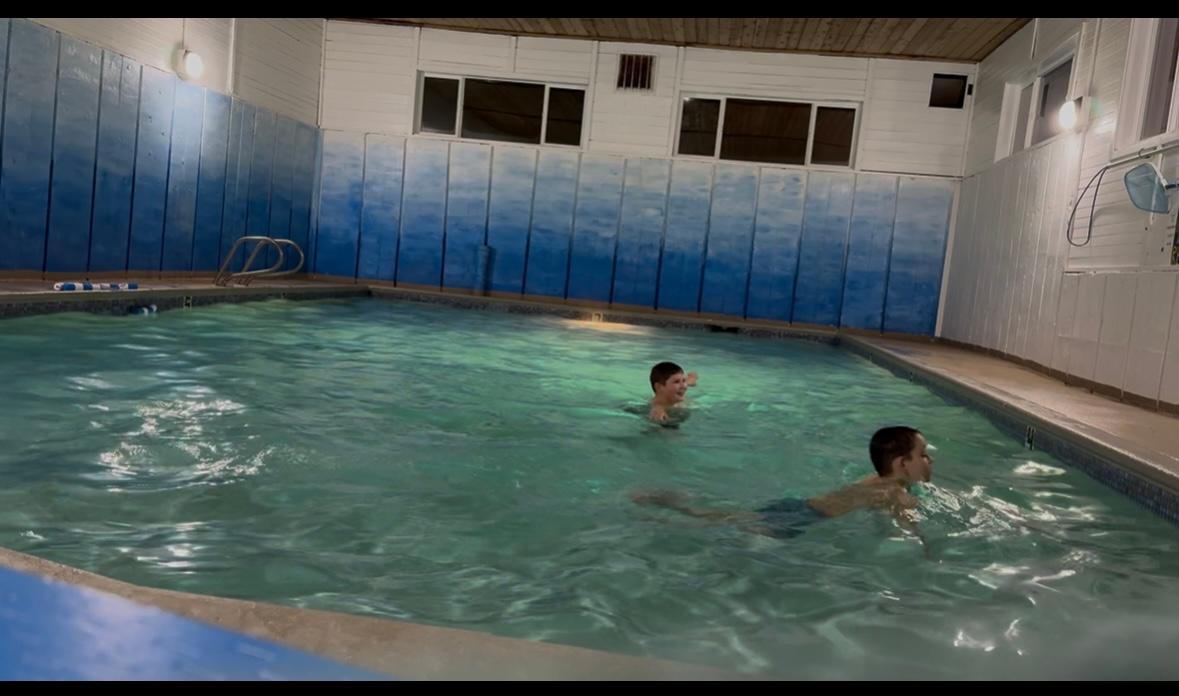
[
  {"left": 1058, "top": 96, "right": 1085, "bottom": 131},
  {"left": 177, "top": 49, "right": 204, "bottom": 81}
]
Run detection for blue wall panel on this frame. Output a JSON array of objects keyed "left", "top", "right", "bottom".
[
  {"left": 266, "top": 115, "right": 296, "bottom": 269},
  {"left": 245, "top": 109, "right": 275, "bottom": 239},
  {"left": 190, "top": 90, "right": 230, "bottom": 272},
  {"left": 523, "top": 150, "right": 579, "bottom": 298},
  {"left": 657, "top": 161, "right": 713, "bottom": 312},
  {"left": 219, "top": 100, "right": 255, "bottom": 270},
  {"left": 700, "top": 164, "right": 758, "bottom": 316},
  {"left": 314, "top": 131, "right": 365, "bottom": 278},
  {"left": 840, "top": 174, "right": 898, "bottom": 331},
  {"left": 0, "top": 19, "right": 8, "bottom": 139},
  {"left": 289, "top": 124, "right": 318, "bottom": 272},
  {"left": 87, "top": 53, "right": 139, "bottom": 272},
  {"left": 126, "top": 67, "right": 175, "bottom": 271},
  {"left": 396, "top": 138, "right": 449, "bottom": 287},
  {"left": 159, "top": 80, "right": 204, "bottom": 271},
  {"left": 792, "top": 171, "right": 854, "bottom": 326},
  {"left": 611, "top": 158, "right": 669, "bottom": 309},
  {"left": 485, "top": 147, "right": 536, "bottom": 294},
  {"left": 567, "top": 155, "right": 624, "bottom": 303},
  {"left": 0, "top": 20, "right": 57, "bottom": 271},
  {"left": 745, "top": 169, "right": 806, "bottom": 322},
  {"left": 441, "top": 142, "right": 491, "bottom": 291},
  {"left": 44, "top": 36, "right": 100, "bottom": 273},
  {"left": 884, "top": 177, "right": 954, "bottom": 335},
  {"left": 357, "top": 134, "right": 404, "bottom": 281}
]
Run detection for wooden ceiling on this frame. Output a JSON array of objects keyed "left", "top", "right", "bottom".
[{"left": 347, "top": 18, "right": 1031, "bottom": 62}]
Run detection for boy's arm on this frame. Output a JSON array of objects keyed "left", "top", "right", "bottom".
[
  {"left": 686, "top": 371, "right": 698, "bottom": 387},
  {"left": 889, "top": 496, "right": 933, "bottom": 559},
  {"left": 631, "top": 490, "right": 760, "bottom": 524}
]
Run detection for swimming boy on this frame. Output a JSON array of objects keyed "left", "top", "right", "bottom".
[
  {"left": 647, "top": 361, "right": 698, "bottom": 424},
  {"left": 631, "top": 426, "right": 934, "bottom": 545}
]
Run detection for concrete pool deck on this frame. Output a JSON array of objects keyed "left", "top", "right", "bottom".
[{"left": 3, "top": 274, "right": 1179, "bottom": 678}]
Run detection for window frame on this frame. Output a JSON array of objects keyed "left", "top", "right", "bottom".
[
  {"left": 1114, "top": 18, "right": 1179, "bottom": 159},
  {"left": 414, "top": 72, "right": 589, "bottom": 150},
  {"left": 995, "top": 36, "right": 1078, "bottom": 161},
  {"left": 672, "top": 91, "right": 861, "bottom": 170}
]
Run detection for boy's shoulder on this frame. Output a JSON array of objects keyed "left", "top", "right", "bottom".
[{"left": 810, "top": 477, "right": 908, "bottom": 516}]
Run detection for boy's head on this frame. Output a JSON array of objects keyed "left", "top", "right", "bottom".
[
  {"left": 870, "top": 426, "right": 933, "bottom": 482},
  {"left": 650, "top": 361, "right": 688, "bottom": 403}
]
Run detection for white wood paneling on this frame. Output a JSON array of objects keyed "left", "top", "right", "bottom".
[
  {"left": 964, "top": 21, "right": 1035, "bottom": 176},
  {"left": 31, "top": 17, "right": 232, "bottom": 93},
  {"left": 1125, "top": 272, "right": 1177, "bottom": 400},
  {"left": 680, "top": 46, "right": 868, "bottom": 101},
  {"left": 320, "top": 21, "right": 416, "bottom": 135},
  {"left": 233, "top": 19, "right": 324, "bottom": 125},
  {"left": 859, "top": 59, "right": 975, "bottom": 177},
  {"left": 1093, "top": 273, "right": 1136, "bottom": 388},
  {"left": 589, "top": 42, "right": 679, "bottom": 157}
]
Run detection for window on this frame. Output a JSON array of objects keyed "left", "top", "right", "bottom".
[
  {"left": 720, "top": 99, "right": 810, "bottom": 165},
  {"left": 417, "top": 75, "right": 586, "bottom": 147},
  {"left": 420, "top": 77, "right": 459, "bottom": 135},
  {"left": 617, "top": 54, "right": 655, "bottom": 90},
  {"left": 998, "top": 54, "right": 1075, "bottom": 159},
  {"left": 1031, "top": 58, "right": 1073, "bottom": 145},
  {"left": 929, "top": 74, "right": 969, "bottom": 109},
  {"left": 462, "top": 79, "right": 544, "bottom": 144},
  {"left": 1142, "top": 18, "right": 1179, "bottom": 138},
  {"left": 677, "top": 98, "right": 720, "bottom": 156},
  {"left": 1011, "top": 83, "right": 1033, "bottom": 155},
  {"left": 1117, "top": 18, "right": 1179, "bottom": 155},
  {"left": 811, "top": 106, "right": 857, "bottom": 166},
  {"left": 676, "top": 95, "right": 857, "bottom": 167},
  {"left": 545, "top": 88, "right": 585, "bottom": 146}
]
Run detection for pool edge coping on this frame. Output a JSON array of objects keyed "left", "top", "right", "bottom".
[{"left": 0, "top": 546, "right": 740, "bottom": 681}]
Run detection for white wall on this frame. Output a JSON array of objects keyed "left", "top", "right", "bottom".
[
  {"left": 589, "top": 41, "right": 678, "bottom": 156},
  {"left": 944, "top": 17, "right": 1179, "bottom": 407},
  {"left": 31, "top": 18, "right": 232, "bottom": 93},
  {"left": 964, "top": 22, "right": 1036, "bottom": 176},
  {"left": 232, "top": 19, "right": 324, "bottom": 126},
  {"left": 320, "top": 21, "right": 416, "bottom": 134},
  {"left": 942, "top": 134, "right": 1081, "bottom": 368},
  {"left": 1034, "top": 18, "right": 1086, "bottom": 63},
  {"left": 679, "top": 46, "right": 868, "bottom": 100},
  {"left": 1061, "top": 18, "right": 1179, "bottom": 271},
  {"left": 33, "top": 18, "right": 324, "bottom": 125},
  {"left": 859, "top": 59, "right": 976, "bottom": 177},
  {"left": 515, "top": 35, "right": 595, "bottom": 82},
  {"left": 317, "top": 20, "right": 972, "bottom": 177}
]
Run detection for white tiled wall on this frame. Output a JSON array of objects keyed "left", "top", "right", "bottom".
[
  {"left": 1125, "top": 272, "right": 1177, "bottom": 400},
  {"left": 943, "top": 17, "right": 1179, "bottom": 406}
]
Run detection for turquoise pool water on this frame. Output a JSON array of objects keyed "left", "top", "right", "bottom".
[{"left": 1, "top": 297, "right": 1178, "bottom": 678}]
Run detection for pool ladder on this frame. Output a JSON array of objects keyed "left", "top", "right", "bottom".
[{"left": 214, "top": 236, "right": 305, "bottom": 287}]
